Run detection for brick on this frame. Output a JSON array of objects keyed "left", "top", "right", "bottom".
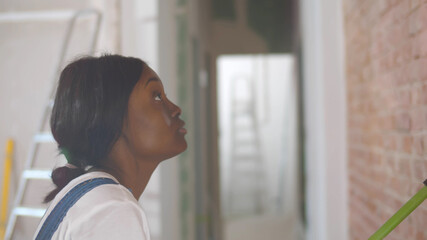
[
  {"left": 409, "top": 4, "right": 427, "bottom": 35},
  {"left": 397, "top": 158, "right": 412, "bottom": 179},
  {"left": 411, "top": 0, "right": 422, "bottom": 11},
  {"left": 406, "top": 60, "right": 418, "bottom": 83},
  {"left": 377, "top": 0, "right": 390, "bottom": 15},
  {"left": 418, "top": 58, "right": 427, "bottom": 80},
  {"left": 402, "top": 135, "right": 413, "bottom": 153},
  {"left": 388, "top": 0, "right": 410, "bottom": 25},
  {"left": 395, "top": 88, "right": 412, "bottom": 108},
  {"left": 394, "top": 41, "right": 412, "bottom": 67},
  {"left": 413, "top": 207, "right": 427, "bottom": 232},
  {"left": 395, "top": 111, "right": 412, "bottom": 131},
  {"left": 416, "top": 231, "right": 427, "bottom": 240},
  {"left": 408, "top": 7, "right": 420, "bottom": 36},
  {"left": 422, "top": 135, "right": 427, "bottom": 154},
  {"left": 391, "top": 65, "right": 408, "bottom": 86},
  {"left": 379, "top": 54, "right": 393, "bottom": 73},
  {"left": 383, "top": 134, "right": 397, "bottom": 150},
  {"left": 418, "top": 4, "right": 427, "bottom": 30},
  {"left": 372, "top": 167, "right": 389, "bottom": 185},
  {"left": 412, "top": 160, "right": 426, "bottom": 180},
  {"left": 385, "top": 189, "right": 404, "bottom": 210},
  {"left": 416, "top": 29, "right": 427, "bottom": 57},
  {"left": 413, "top": 135, "right": 424, "bottom": 155},
  {"left": 387, "top": 23, "right": 406, "bottom": 51},
  {"left": 349, "top": 131, "right": 363, "bottom": 145},
  {"left": 371, "top": 33, "right": 386, "bottom": 60},
  {"left": 384, "top": 155, "right": 398, "bottom": 174},
  {"left": 419, "top": 83, "right": 427, "bottom": 105},
  {"left": 411, "top": 85, "right": 421, "bottom": 105},
  {"left": 383, "top": 90, "right": 395, "bottom": 109},
  {"left": 410, "top": 109, "right": 424, "bottom": 131}
]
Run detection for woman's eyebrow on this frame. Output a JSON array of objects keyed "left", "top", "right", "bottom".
[{"left": 144, "top": 77, "right": 160, "bottom": 88}]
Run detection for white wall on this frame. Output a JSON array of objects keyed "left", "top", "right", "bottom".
[{"left": 300, "top": 0, "right": 348, "bottom": 239}]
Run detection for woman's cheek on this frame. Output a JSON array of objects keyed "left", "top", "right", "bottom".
[{"left": 161, "top": 105, "right": 172, "bottom": 127}]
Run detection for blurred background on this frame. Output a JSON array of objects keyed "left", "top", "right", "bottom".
[{"left": 1, "top": 0, "right": 426, "bottom": 240}]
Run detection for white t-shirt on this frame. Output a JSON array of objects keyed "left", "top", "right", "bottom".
[{"left": 33, "top": 171, "right": 151, "bottom": 240}]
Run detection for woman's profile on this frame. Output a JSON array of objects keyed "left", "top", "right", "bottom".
[{"left": 33, "top": 54, "right": 187, "bottom": 240}]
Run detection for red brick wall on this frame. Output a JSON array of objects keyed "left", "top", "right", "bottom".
[{"left": 345, "top": 0, "right": 427, "bottom": 239}]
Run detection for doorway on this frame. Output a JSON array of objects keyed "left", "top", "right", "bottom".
[{"left": 216, "top": 54, "right": 301, "bottom": 240}]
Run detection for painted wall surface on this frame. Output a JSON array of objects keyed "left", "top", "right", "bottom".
[
  {"left": 344, "top": 0, "right": 427, "bottom": 239},
  {"left": 300, "top": 0, "right": 347, "bottom": 239}
]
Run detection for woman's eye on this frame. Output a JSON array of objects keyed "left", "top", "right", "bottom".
[{"left": 154, "top": 93, "right": 162, "bottom": 101}]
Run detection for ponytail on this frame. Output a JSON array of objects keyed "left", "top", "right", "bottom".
[{"left": 44, "top": 165, "right": 85, "bottom": 203}]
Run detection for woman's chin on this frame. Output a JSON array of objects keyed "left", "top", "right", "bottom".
[{"left": 176, "top": 141, "right": 188, "bottom": 155}]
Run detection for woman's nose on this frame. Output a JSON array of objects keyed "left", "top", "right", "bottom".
[{"left": 169, "top": 100, "right": 182, "bottom": 118}]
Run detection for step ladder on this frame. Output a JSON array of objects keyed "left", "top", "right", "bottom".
[
  {"left": 2, "top": 9, "right": 101, "bottom": 240},
  {"left": 227, "top": 75, "right": 266, "bottom": 217}
]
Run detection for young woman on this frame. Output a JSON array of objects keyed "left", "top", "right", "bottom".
[{"left": 33, "top": 54, "right": 187, "bottom": 240}]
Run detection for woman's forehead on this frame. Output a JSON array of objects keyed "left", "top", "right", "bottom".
[
  {"left": 136, "top": 66, "right": 163, "bottom": 89},
  {"left": 141, "top": 66, "right": 158, "bottom": 80}
]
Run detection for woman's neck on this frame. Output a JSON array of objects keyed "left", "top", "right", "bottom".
[
  {"left": 100, "top": 138, "right": 161, "bottom": 199},
  {"left": 97, "top": 163, "right": 157, "bottom": 199}
]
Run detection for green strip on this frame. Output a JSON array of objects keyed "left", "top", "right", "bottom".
[{"left": 369, "top": 186, "right": 427, "bottom": 240}]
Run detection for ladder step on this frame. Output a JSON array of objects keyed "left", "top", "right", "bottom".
[
  {"left": 233, "top": 124, "right": 254, "bottom": 130},
  {"left": 233, "top": 146, "right": 259, "bottom": 153},
  {"left": 233, "top": 100, "right": 253, "bottom": 106},
  {"left": 233, "top": 111, "right": 253, "bottom": 117},
  {"left": 234, "top": 168, "right": 263, "bottom": 175},
  {"left": 34, "top": 132, "right": 55, "bottom": 143},
  {"left": 233, "top": 155, "right": 261, "bottom": 160},
  {"left": 13, "top": 207, "right": 46, "bottom": 218},
  {"left": 234, "top": 133, "right": 256, "bottom": 140},
  {"left": 22, "top": 169, "right": 51, "bottom": 179},
  {"left": 234, "top": 139, "right": 258, "bottom": 146}
]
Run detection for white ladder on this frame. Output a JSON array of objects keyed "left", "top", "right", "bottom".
[
  {"left": 228, "top": 75, "right": 266, "bottom": 217},
  {"left": 2, "top": 9, "right": 101, "bottom": 240}
]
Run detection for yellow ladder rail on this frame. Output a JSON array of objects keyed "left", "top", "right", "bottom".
[{"left": 0, "top": 139, "right": 14, "bottom": 240}]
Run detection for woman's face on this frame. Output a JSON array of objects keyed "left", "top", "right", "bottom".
[{"left": 122, "top": 65, "right": 187, "bottom": 162}]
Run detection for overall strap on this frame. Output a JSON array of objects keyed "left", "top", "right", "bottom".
[{"left": 35, "top": 178, "right": 118, "bottom": 240}]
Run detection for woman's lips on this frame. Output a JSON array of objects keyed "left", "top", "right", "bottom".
[
  {"left": 177, "top": 120, "right": 187, "bottom": 134},
  {"left": 178, "top": 127, "right": 187, "bottom": 134}
]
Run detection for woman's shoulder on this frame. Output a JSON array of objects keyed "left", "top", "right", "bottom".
[
  {"left": 36, "top": 171, "right": 150, "bottom": 240},
  {"left": 67, "top": 176, "right": 143, "bottom": 219},
  {"left": 69, "top": 171, "right": 138, "bottom": 206},
  {"left": 45, "top": 170, "right": 142, "bottom": 220},
  {"left": 62, "top": 172, "right": 150, "bottom": 239}
]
